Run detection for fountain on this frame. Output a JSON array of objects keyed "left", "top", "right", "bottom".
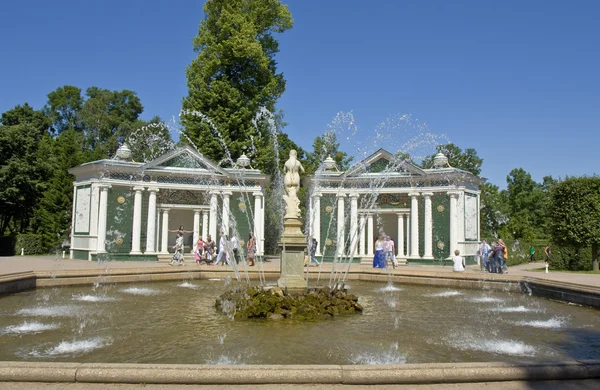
[{"left": 1, "top": 110, "right": 600, "bottom": 388}]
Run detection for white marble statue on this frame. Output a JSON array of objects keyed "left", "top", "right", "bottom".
[{"left": 283, "top": 150, "right": 304, "bottom": 219}]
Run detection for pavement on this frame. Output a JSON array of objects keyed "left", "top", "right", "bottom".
[
  {"left": 0, "top": 255, "right": 597, "bottom": 288},
  {"left": 2, "top": 380, "right": 600, "bottom": 390}
]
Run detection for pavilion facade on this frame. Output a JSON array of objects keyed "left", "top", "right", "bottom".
[
  {"left": 68, "top": 145, "right": 268, "bottom": 261},
  {"left": 69, "top": 146, "right": 482, "bottom": 264},
  {"left": 307, "top": 149, "right": 483, "bottom": 264}
]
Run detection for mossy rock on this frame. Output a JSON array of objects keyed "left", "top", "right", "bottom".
[{"left": 215, "top": 284, "right": 363, "bottom": 321}]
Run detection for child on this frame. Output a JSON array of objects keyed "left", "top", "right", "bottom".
[{"left": 452, "top": 249, "right": 465, "bottom": 272}]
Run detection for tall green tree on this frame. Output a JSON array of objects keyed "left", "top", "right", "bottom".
[
  {"left": 181, "top": 0, "right": 293, "bottom": 169},
  {"left": 550, "top": 176, "right": 600, "bottom": 271},
  {"left": 503, "top": 168, "right": 546, "bottom": 241},
  {"left": 79, "top": 87, "right": 144, "bottom": 158},
  {"left": 0, "top": 104, "right": 52, "bottom": 235},
  {"left": 44, "top": 85, "right": 84, "bottom": 134},
  {"left": 305, "top": 130, "right": 353, "bottom": 174}
]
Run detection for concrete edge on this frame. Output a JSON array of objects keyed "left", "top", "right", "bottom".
[{"left": 0, "top": 361, "right": 598, "bottom": 384}]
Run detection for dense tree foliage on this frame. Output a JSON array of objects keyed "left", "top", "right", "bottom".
[
  {"left": 304, "top": 130, "right": 353, "bottom": 174},
  {"left": 181, "top": 0, "right": 293, "bottom": 170},
  {"left": 0, "top": 85, "right": 171, "bottom": 252},
  {"left": 550, "top": 177, "right": 600, "bottom": 270}
]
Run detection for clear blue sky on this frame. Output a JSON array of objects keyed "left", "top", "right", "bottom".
[{"left": 1, "top": 0, "right": 598, "bottom": 188}]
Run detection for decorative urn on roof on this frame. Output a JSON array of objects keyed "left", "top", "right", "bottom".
[
  {"left": 236, "top": 153, "right": 250, "bottom": 168},
  {"left": 433, "top": 152, "right": 449, "bottom": 168},
  {"left": 322, "top": 155, "right": 339, "bottom": 171},
  {"left": 115, "top": 143, "right": 132, "bottom": 160}
]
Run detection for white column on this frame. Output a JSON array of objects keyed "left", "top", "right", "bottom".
[
  {"left": 449, "top": 191, "right": 459, "bottom": 258},
  {"left": 96, "top": 184, "right": 110, "bottom": 253},
  {"left": 222, "top": 191, "right": 232, "bottom": 235},
  {"left": 359, "top": 214, "right": 366, "bottom": 256},
  {"left": 313, "top": 194, "right": 321, "bottom": 255},
  {"left": 406, "top": 214, "right": 410, "bottom": 256},
  {"left": 209, "top": 191, "right": 218, "bottom": 241},
  {"left": 130, "top": 186, "right": 144, "bottom": 254},
  {"left": 336, "top": 193, "right": 346, "bottom": 256},
  {"left": 201, "top": 210, "right": 208, "bottom": 240},
  {"left": 422, "top": 192, "right": 434, "bottom": 259},
  {"left": 70, "top": 185, "right": 77, "bottom": 258},
  {"left": 409, "top": 192, "right": 420, "bottom": 258},
  {"left": 259, "top": 193, "right": 265, "bottom": 256},
  {"left": 253, "top": 192, "right": 262, "bottom": 254},
  {"left": 349, "top": 194, "right": 359, "bottom": 256},
  {"left": 367, "top": 214, "right": 374, "bottom": 256},
  {"left": 145, "top": 188, "right": 158, "bottom": 254},
  {"left": 193, "top": 209, "right": 201, "bottom": 248},
  {"left": 160, "top": 208, "right": 170, "bottom": 254},
  {"left": 89, "top": 184, "right": 100, "bottom": 237},
  {"left": 397, "top": 213, "right": 404, "bottom": 257}
]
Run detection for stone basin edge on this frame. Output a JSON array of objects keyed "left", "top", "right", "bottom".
[{"left": 0, "top": 361, "right": 598, "bottom": 384}]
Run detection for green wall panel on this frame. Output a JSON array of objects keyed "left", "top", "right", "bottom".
[
  {"left": 230, "top": 193, "right": 252, "bottom": 256},
  {"left": 320, "top": 195, "right": 336, "bottom": 257},
  {"left": 432, "top": 194, "right": 450, "bottom": 259},
  {"left": 72, "top": 249, "right": 89, "bottom": 260},
  {"left": 106, "top": 187, "right": 133, "bottom": 254}
]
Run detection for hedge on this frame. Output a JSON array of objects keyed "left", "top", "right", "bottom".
[
  {"left": 14, "top": 233, "right": 47, "bottom": 255},
  {"left": 0, "top": 235, "right": 17, "bottom": 256}
]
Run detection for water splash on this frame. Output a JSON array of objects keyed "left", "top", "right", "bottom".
[
  {"left": 512, "top": 317, "right": 567, "bottom": 329},
  {"left": 2, "top": 322, "right": 60, "bottom": 335},
  {"left": 178, "top": 281, "right": 197, "bottom": 289},
  {"left": 425, "top": 291, "right": 463, "bottom": 297},
  {"left": 17, "top": 305, "right": 82, "bottom": 317},
  {"left": 488, "top": 305, "right": 541, "bottom": 313},
  {"left": 378, "top": 282, "right": 402, "bottom": 292},
  {"left": 72, "top": 294, "right": 117, "bottom": 302},
  {"left": 121, "top": 287, "right": 161, "bottom": 296},
  {"left": 34, "top": 337, "right": 112, "bottom": 357},
  {"left": 467, "top": 296, "right": 504, "bottom": 303},
  {"left": 352, "top": 342, "right": 407, "bottom": 364},
  {"left": 448, "top": 336, "right": 536, "bottom": 357}
]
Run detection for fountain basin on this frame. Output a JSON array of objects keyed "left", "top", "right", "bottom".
[{"left": 1, "top": 277, "right": 599, "bottom": 366}]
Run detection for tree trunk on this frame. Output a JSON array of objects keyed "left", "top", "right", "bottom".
[{"left": 593, "top": 243, "right": 599, "bottom": 271}]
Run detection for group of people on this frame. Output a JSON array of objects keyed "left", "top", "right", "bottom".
[
  {"left": 169, "top": 225, "right": 257, "bottom": 267},
  {"left": 477, "top": 239, "right": 509, "bottom": 274},
  {"left": 373, "top": 235, "right": 398, "bottom": 269}
]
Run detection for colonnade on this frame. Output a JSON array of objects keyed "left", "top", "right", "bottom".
[
  {"left": 309, "top": 191, "right": 460, "bottom": 259},
  {"left": 94, "top": 186, "right": 265, "bottom": 257}
]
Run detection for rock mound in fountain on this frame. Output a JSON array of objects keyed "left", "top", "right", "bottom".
[{"left": 215, "top": 285, "right": 363, "bottom": 321}]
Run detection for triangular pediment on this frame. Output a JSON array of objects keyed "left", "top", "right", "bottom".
[
  {"left": 344, "top": 148, "right": 426, "bottom": 177},
  {"left": 143, "top": 145, "right": 227, "bottom": 175}
]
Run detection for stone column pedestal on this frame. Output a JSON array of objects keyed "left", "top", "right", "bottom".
[{"left": 277, "top": 218, "right": 307, "bottom": 292}]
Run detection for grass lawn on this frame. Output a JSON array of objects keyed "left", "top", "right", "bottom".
[{"left": 528, "top": 267, "right": 600, "bottom": 274}]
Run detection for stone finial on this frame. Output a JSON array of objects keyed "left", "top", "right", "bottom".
[
  {"left": 116, "top": 143, "right": 132, "bottom": 160},
  {"left": 323, "top": 155, "right": 339, "bottom": 171},
  {"left": 433, "top": 152, "right": 449, "bottom": 168},
  {"left": 236, "top": 153, "right": 250, "bottom": 168}
]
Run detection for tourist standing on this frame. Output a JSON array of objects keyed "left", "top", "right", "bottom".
[
  {"left": 384, "top": 236, "right": 397, "bottom": 269},
  {"left": 479, "top": 240, "right": 491, "bottom": 272},
  {"left": 170, "top": 232, "right": 184, "bottom": 266},
  {"left": 204, "top": 235, "right": 216, "bottom": 264},
  {"left": 544, "top": 243, "right": 551, "bottom": 263},
  {"left": 214, "top": 233, "right": 229, "bottom": 266},
  {"left": 498, "top": 239, "right": 508, "bottom": 273},
  {"left": 492, "top": 241, "right": 504, "bottom": 274},
  {"left": 308, "top": 237, "right": 320, "bottom": 266},
  {"left": 169, "top": 225, "right": 193, "bottom": 253},
  {"left": 529, "top": 246, "right": 535, "bottom": 262},
  {"left": 452, "top": 249, "right": 465, "bottom": 272},
  {"left": 194, "top": 236, "right": 205, "bottom": 265},
  {"left": 231, "top": 235, "right": 241, "bottom": 265},
  {"left": 246, "top": 233, "right": 256, "bottom": 266},
  {"left": 373, "top": 236, "right": 386, "bottom": 268}
]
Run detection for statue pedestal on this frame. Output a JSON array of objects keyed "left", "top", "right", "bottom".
[{"left": 277, "top": 218, "right": 307, "bottom": 292}]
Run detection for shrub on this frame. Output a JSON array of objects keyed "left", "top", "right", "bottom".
[
  {"left": 548, "top": 244, "right": 592, "bottom": 271},
  {"left": 14, "top": 233, "right": 47, "bottom": 255},
  {"left": 0, "top": 235, "right": 17, "bottom": 256}
]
